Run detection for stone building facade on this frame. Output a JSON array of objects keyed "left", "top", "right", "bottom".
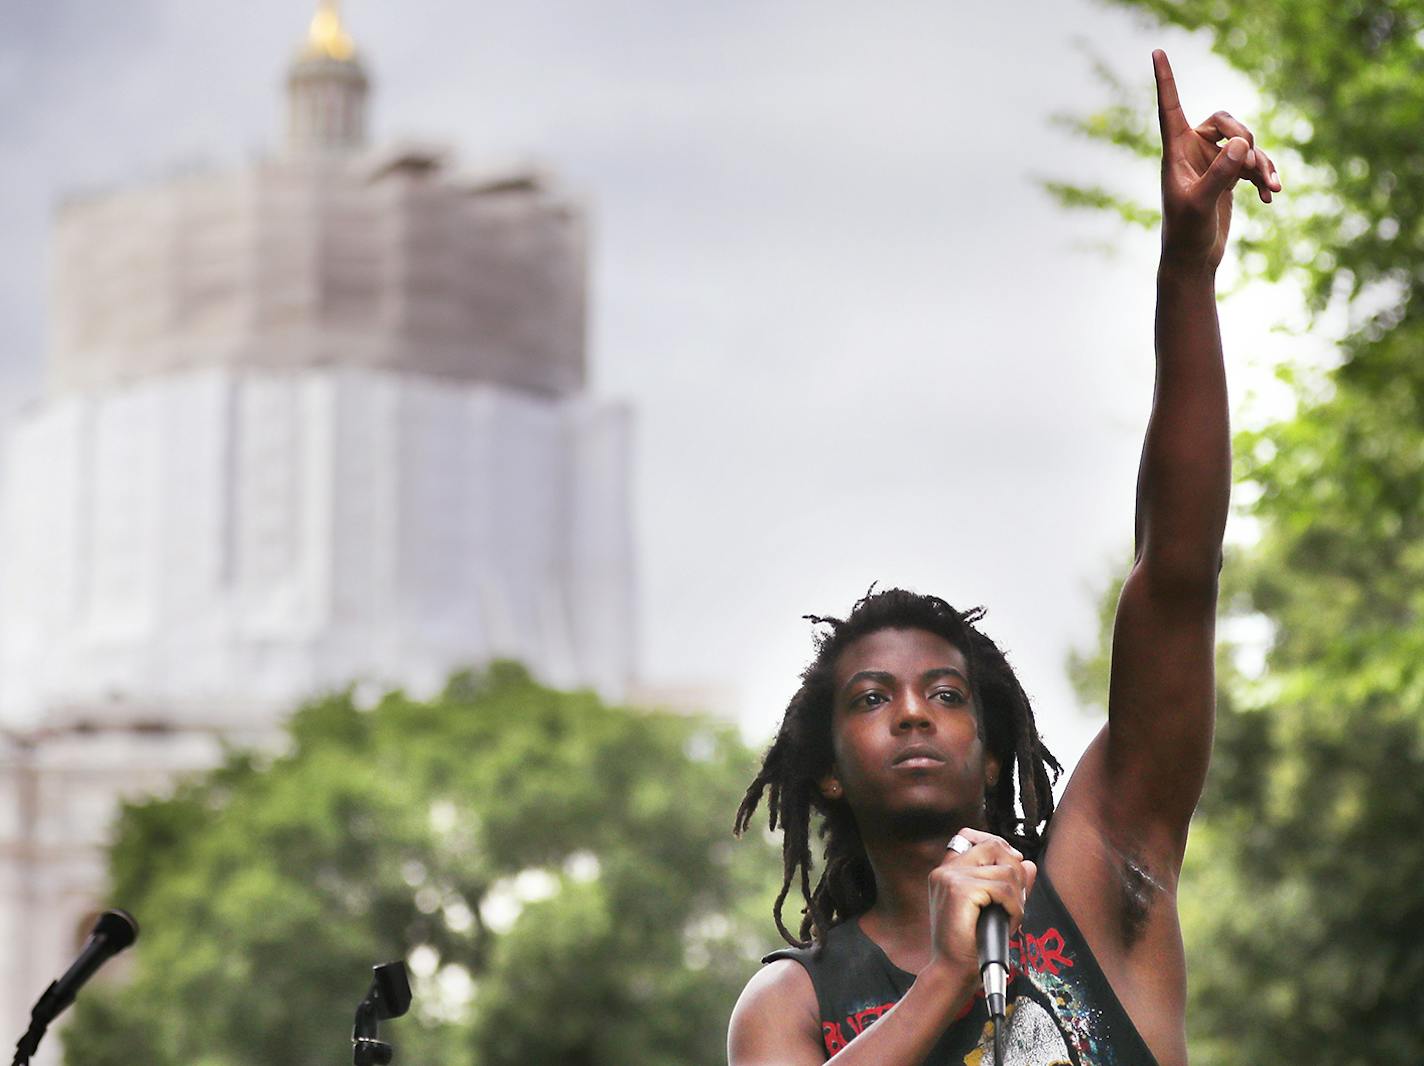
[{"left": 0, "top": 5, "right": 635, "bottom": 1057}]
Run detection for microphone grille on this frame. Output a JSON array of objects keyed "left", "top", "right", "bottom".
[{"left": 91, "top": 909, "right": 140, "bottom": 951}]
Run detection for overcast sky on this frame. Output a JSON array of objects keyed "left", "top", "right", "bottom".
[{"left": 0, "top": 2, "right": 1335, "bottom": 774}]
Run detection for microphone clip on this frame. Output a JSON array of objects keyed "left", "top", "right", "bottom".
[
  {"left": 11, "top": 989, "right": 55, "bottom": 1066},
  {"left": 351, "top": 961, "right": 412, "bottom": 1066}
]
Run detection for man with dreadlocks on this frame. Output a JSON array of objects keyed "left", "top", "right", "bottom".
[{"left": 727, "top": 51, "right": 1281, "bottom": 1066}]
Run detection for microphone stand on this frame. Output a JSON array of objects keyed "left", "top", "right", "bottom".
[{"left": 12, "top": 910, "right": 140, "bottom": 1066}]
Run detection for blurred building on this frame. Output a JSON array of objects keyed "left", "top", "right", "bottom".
[{"left": 0, "top": 4, "right": 635, "bottom": 1056}]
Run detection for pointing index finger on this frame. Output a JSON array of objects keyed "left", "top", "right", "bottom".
[{"left": 1153, "top": 49, "right": 1189, "bottom": 139}]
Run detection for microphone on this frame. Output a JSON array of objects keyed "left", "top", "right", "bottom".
[
  {"left": 976, "top": 902, "right": 1009, "bottom": 1020},
  {"left": 12, "top": 909, "right": 139, "bottom": 1066}
]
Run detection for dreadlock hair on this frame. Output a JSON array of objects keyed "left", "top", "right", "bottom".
[{"left": 733, "top": 587, "right": 1062, "bottom": 949}]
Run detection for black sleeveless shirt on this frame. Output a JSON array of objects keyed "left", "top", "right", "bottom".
[{"left": 763, "top": 869, "right": 1158, "bottom": 1065}]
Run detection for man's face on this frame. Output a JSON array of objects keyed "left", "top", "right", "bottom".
[{"left": 821, "top": 627, "right": 997, "bottom": 830}]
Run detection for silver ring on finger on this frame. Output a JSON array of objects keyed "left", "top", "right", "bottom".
[{"left": 946, "top": 834, "right": 972, "bottom": 855}]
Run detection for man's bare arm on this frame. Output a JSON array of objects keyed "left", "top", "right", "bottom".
[
  {"left": 1105, "top": 50, "right": 1280, "bottom": 852},
  {"left": 1055, "top": 50, "right": 1281, "bottom": 866},
  {"left": 1043, "top": 51, "right": 1280, "bottom": 1066},
  {"left": 728, "top": 959, "right": 972, "bottom": 1066}
]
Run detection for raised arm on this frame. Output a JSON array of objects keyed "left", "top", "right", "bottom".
[
  {"left": 1045, "top": 50, "right": 1280, "bottom": 1064},
  {"left": 1103, "top": 50, "right": 1280, "bottom": 846},
  {"left": 1057, "top": 50, "right": 1281, "bottom": 854}
]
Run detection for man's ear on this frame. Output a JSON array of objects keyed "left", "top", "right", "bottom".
[
  {"left": 984, "top": 753, "right": 1001, "bottom": 789},
  {"left": 818, "top": 769, "right": 844, "bottom": 800}
]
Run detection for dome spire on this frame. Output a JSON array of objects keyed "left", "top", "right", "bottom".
[
  {"left": 286, "top": 0, "right": 369, "bottom": 155},
  {"left": 304, "top": 0, "right": 356, "bottom": 61}
]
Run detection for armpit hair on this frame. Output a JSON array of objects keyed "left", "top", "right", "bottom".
[{"left": 1117, "top": 851, "right": 1168, "bottom": 947}]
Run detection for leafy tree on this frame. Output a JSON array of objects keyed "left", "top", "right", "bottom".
[
  {"left": 63, "top": 663, "right": 780, "bottom": 1066},
  {"left": 1058, "top": 3, "right": 1424, "bottom": 1062}
]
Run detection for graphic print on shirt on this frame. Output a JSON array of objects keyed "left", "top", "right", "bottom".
[
  {"left": 819, "top": 927, "right": 1086, "bottom": 1065},
  {"left": 967, "top": 994, "right": 1074, "bottom": 1065}
]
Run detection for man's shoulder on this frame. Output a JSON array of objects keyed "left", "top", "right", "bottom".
[
  {"left": 727, "top": 958, "right": 823, "bottom": 1066},
  {"left": 741, "top": 956, "right": 817, "bottom": 1003}
]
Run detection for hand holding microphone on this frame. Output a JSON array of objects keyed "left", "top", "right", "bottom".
[{"left": 928, "top": 828, "right": 1034, "bottom": 1026}]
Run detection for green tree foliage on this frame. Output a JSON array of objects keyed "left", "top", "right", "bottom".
[
  {"left": 63, "top": 663, "right": 780, "bottom": 1066},
  {"left": 1059, "top": 3, "right": 1424, "bottom": 1062}
]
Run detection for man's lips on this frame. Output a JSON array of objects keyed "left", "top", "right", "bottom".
[{"left": 891, "top": 744, "right": 948, "bottom": 768}]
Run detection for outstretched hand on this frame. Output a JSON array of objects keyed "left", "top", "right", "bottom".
[{"left": 1153, "top": 48, "right": 1281, "bottom": 271}]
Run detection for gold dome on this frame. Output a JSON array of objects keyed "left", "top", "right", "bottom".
[{"left": 302, "top": 1, "right": 356, "bottom": 61}]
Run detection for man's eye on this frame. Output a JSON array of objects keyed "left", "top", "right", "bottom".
[
  {"left": 934, "top": 690, "right": 966, "bottom": 704},
  {"left": 859, "top": 691, "right": 888, "bottom": 707}
]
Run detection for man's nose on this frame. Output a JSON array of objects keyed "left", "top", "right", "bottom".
[{"left": 895, "top": 693, "right": 933, "bottom": 731}]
